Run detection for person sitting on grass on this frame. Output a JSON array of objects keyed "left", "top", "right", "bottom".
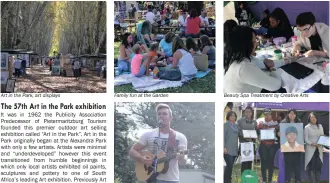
[
  {"left": 171, "top": 36, "right": 197, "bottom": 78},
  {"left": 131, "top": 44, "right": 151, "bottom": 77},
  {"left": 160, "top": 32, "right": 175, "bottom": 57},
  {"left": 200, "top": 35, "right": 216, "bottom": 68},
  {"left": 186, "top": 38, "right": 201, "bottom": 54},
  {"left": 117, "top": 33, "right": 133, "bottom": 73},
  {"left": 147, "top": 42, "right": 166, "bottom": 68}
]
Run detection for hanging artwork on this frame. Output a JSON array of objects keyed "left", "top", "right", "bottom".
[
  {"left": 1, "top": 71, "right": 9, "bottom": 84},
  {"left": 1, "top": 52, "right": 9, "bottom": 70},
  {"left": 6, "top": 79, "right": 16, "bottom": 93},
  {"left": 240, "top": 142, "right": 254, "bottom": 162}
]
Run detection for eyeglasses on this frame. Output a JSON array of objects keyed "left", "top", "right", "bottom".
[{"left": 298, "top": 25, "right": 312, "bottom": 32}]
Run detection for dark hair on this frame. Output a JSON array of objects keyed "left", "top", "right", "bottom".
[
  {"left": 296, "top": 12, "right": 316, "bottom": 26},
  {"left": 165, "top": 32, "right": 175, "bottom": 43},
  {"left": 121, "top": 33, "right": 132, "bottom": 48},
  {"left": 150, "top": 42, "right": 159, "bottom": 52},
  {"left": 285, "top": 126, "right": 298, "bottom": 135},
  {"left": 200, "top": 35, "right": 213, "bottom": 49},
  {"left": 172, "top": 36, "right": 188, "bottom": 53},
  {"left": 264, "top": 9, "right": 270, "bottom": 15},
  {"left": 224, "top": 26, "right": 255, "bottom": 73},
  {"left": 279, "top": 113, "right": 285, "bottom": 120},
  {"left": 189, "top": 9, "right": 198, "bottom": 19},
  {"left": 224, "top": 20, "right": 238, "bottom": 45},
  {"left": 186, "top": 38, "right": 199, "bottom": 52},
  {"left": 238, "top": 2, "right": 245, "bottom": 7},
  {"left": 226, "top": 111, "right": 237, "bottom": 121},
  {"left": 308, "top": 112, "right": 320, "bottom": 128},
  {"left": 226, "top": 102, "right": 233, "bottom": 110},
  {"left": 269, "top": 8, "right": 291, "bottom": 29},
  {"left": 244, "top": 106, "right": 254, "bottom": 119},
  {"left": 284, "top": 108, "right": 300, "bottom": 123}
]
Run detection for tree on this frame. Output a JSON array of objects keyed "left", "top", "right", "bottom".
[
  {"left": 1, "top": 1, "right": 106, "bottom": 56},
  {"left": 114, "top": 105, "right": 138, "bottom": 183}
]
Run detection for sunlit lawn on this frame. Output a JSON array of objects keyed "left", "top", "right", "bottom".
[{"left": 113, "top": 41, "right": 215, "bottom": 93}]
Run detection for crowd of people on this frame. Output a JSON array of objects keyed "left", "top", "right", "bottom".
[
  {"left": 115, "top": 4, "right": 216, "bottom": 79},
  {"left": 224, "top": 105, "right": 328, "bottom": 183},
  {"left": 116, "top": 31, "right": 216, "bottom": 78},
  {"left": 224, "top": 5, "right": 329, "bottom": 93}
]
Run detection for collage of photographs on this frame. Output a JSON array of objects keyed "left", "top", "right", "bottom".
[{"left": 0, "top": 0, "right": 329, "bottom": 183}]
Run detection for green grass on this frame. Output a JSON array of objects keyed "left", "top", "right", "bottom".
[{"left": 114, "top": 41, "right": 216, "bottom": 93}]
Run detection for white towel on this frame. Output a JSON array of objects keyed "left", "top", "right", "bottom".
[{"left": 279, "top": 58, "right": 325, "bottom": 93}]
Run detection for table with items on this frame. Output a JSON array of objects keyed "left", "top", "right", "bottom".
[{"left": 255, "top": 43, "right": 329, "bottom": 93}]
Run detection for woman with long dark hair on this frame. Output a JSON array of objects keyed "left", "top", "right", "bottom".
[
  {"left": 200, "top": 35, "right": 216, "bottom": 67},
  {"left": 267, "top": 8, "right": 294, "bottom": 41},
  {"left": 224, "top": 111, "right": 239, "bottom": 183},
  {"left": 186, "top": 9, "right": 203, "bottom": 38},
  {"left": 117, "top": 33, "right": 133, "bottom": 73},
  {"left": 186, "top": 38, "right": 200, "bottom": 54},
  {"left": 224, "top": 26, "right": 282, "bottom": 93},
  {"left": 304, "top": 112, "right": 325, "bottom": 182},
  {"left": 224, "top": 19, "right": 238, "bottom": 46},
  {"left": 281, "top": 108, "right": 302, "bottom": 183}
]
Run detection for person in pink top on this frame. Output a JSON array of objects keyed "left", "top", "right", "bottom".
[{"left": 131, "top": 44, "right": 151, "bottom": 77}]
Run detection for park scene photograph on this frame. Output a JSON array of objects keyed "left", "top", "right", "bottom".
[
  {"left": 1, "top": 1, "right": 106, "bottom": 93},
  {"left": 114, "top": 1, "right": 216, "bottom": 93}
]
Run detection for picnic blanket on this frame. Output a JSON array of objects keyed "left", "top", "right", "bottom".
[{"left": 114, "top": 69, "right": 212, "bottom": 92}]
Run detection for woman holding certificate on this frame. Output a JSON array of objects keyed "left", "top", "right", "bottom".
[
  {"left": 257, "top": 108, "right": 279, "bottom": 183},
  {"left": 281, "top": 108, "right": 302, "bottom": 183},
  {"left": 224, "top": 111, "right": 239, "bottom": 183},
  {"left": 304, "top": 113, "right": 325, "bottom": 182},
  {"left": 237, "top": 106, "right": 257, "bottom": 174}
]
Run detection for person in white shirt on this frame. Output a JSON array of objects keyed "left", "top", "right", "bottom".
[
  {"left": 292, "top": 12, "right": 329, "bottom": 58},
  {"left": 145, "top": 8, "right": 155, "bottom": 25},
  {"left": 199, "top": 9, "right": 209, "bottom": 30},
  {"left": 14, "top": 57, "right": 21, "bottom": 78},
  {"left": 224, "top": 26, "right": 282, "bottom": 93},
  {"left": 178, "top": 10, "right": 188, "bottom": 37},
  {"left": 129, "top": 104, "right": 187, "bottom": 183}
]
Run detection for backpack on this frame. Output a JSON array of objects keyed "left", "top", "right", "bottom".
[{"left": 241, "top": 170, "right": 258, "bottom": 183}]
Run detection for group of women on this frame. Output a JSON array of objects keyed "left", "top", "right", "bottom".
[
  {"left": 224, "top": 8, "right": 329, "bottom": 93},
  {"left": 117, "top": 31, "right": 216, "bottom": 78},
  {"left": 224, "top": 108, "right": 327, "bottom": 183}
]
